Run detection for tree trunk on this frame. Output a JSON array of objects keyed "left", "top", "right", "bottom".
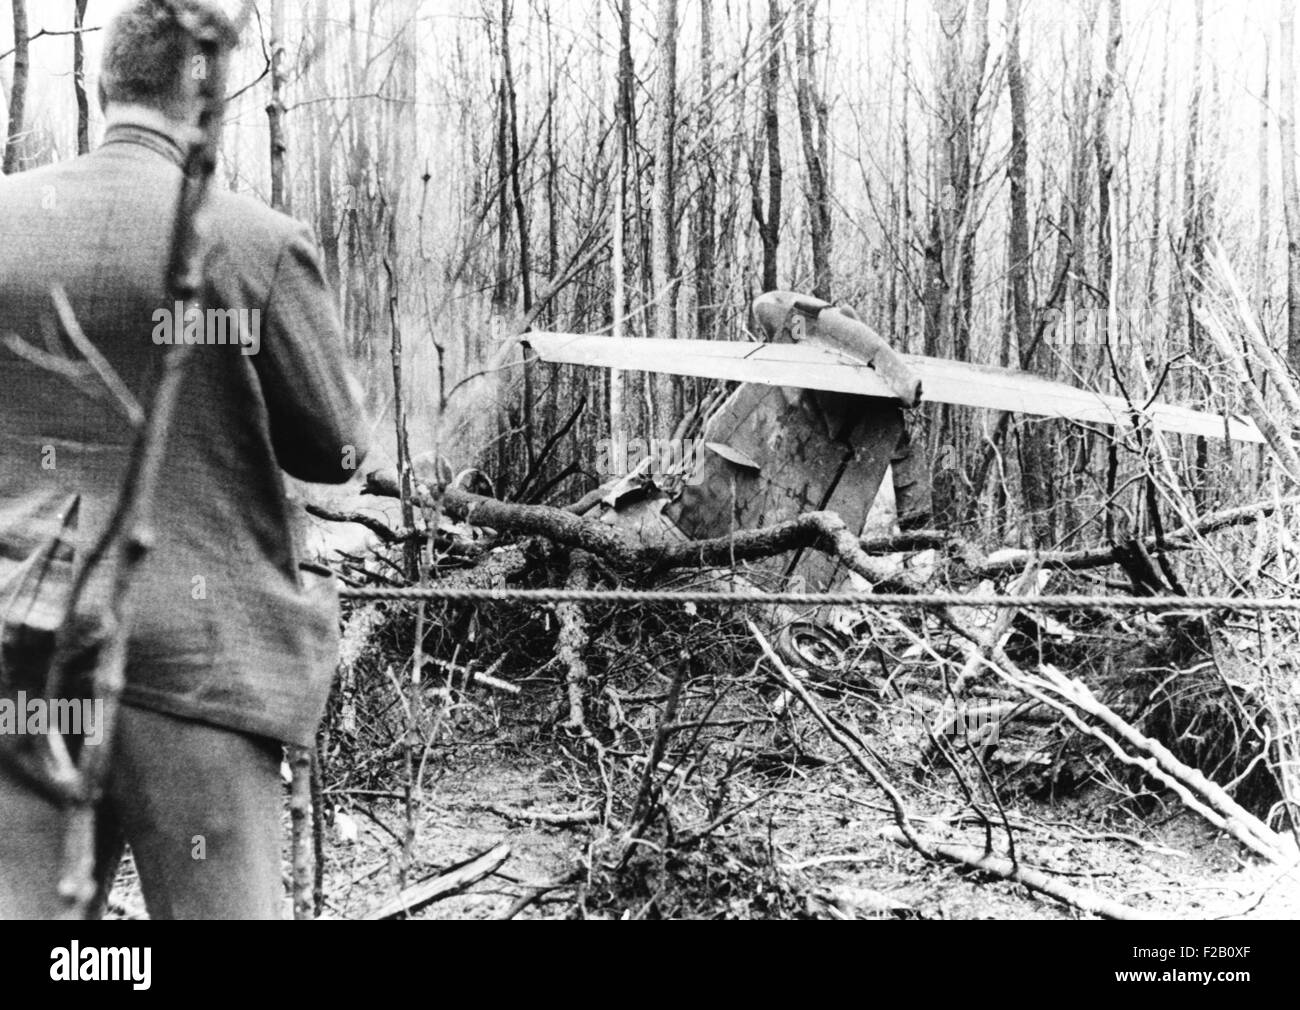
[
  {"left": 502, "top": 0, "right": 531, "bottom": 317},
  {"left": 610, "top": 0, "right": 632, "bottom": 436},
  {"left": 696, "top": 0, "right": 717, "bottom": 340},
  {"left": 927, "top": 0, "right": 986, "bottom": 528},
  {"left": 313, "top": 0, "right": 340, "bottom": 294},
  {"left": 794, "top": 0, "right": 832, "bottom": 300},
  {"left": 73, "top": 0, "right": 89, "bottom": 156},
  {"left": 1095, "top": 0, "right": 1122, "bottom": 538},
  {"left": 268, "top": 0, "right": 289, "bottom": 212},
  {"left": 1184, "top": 0, "right": 1209, "bottom": 506},
  {"left": 1095, "top": 0, "right": 1121, "bottom": 314},
  {"left": 1258, "top": 41, "right": 1271, "bottom": 323},
  {"left": 1006, "top": 0, "right": 1051, "bottom": 547},
  {"left": 3, "top": 0, "right": 29, "bottom": 174},
  {"left": 651, "top": 0, "right": 679, "bottom": 436},
  {"left": 1280, "top": 0, "right": 1300, "bottom": 371},
  {"left": 1145, "top": 8, "right": 1170, "bottom": 316},
  {"left": 751, "top": 0, "right": 783, "bottom": 294}
]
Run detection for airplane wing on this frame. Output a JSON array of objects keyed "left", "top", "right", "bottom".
[
  {"left": 523, "top": 332, "right": 901, "bottom": 399},
  {"left": 522, "top": 331, "right": 1265, "bottom": 444}
]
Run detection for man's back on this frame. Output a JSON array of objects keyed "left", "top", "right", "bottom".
[{"left": 0, "top": 122, "right": 368, "bottom": 746}]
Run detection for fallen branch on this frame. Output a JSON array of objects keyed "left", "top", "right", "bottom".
[
  {"left": 361, "top": 842, "right": 511, "bottom": 920},
  {"left": 365, "top": 468, "right": 895, "bottom": 581},
  {"left": 879, "top": 828, "right": 1156, "bottom": 921},
  {"left": 360, "top": 468, "right": 1300, "bottom": 587},
  {"left": 1025, "top": 655, "right": 1290, "bottom": 864},
  {"left": 495, "top": 867, "right": 583, "bottom": 920},
  {"left": 952, "top": 627, "right": 1292, "bottom": 864},
  {"left": 486, "top": 804, "right": 599, "bottom": 826},
  {"left": 427, "top": 657, "right": 520, "bottom": 695},
  {"left": 303, "top": 501, "right": 417, "bottom": 544}
]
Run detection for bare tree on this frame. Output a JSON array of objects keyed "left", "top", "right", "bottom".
[
  {"left": 696, "top": 0, "right": 717, "bottom": 339},
  {"left": 3, "top": 0, "right": 29, "bottom": 174},
  {"left": 73, "top": 0, "right": 89, "bottom": 156},
  {"left": 1257, "top": 39, "right": 1271, "bottom": 320},
  {"left": 1281, "top": 0, "right": 1300, "bottom": 370},
  {"left": 652, "top": 0, "right": 679, "bottom": 434},
  {"left": 751, "top": 0, "right": 783, "bottom": 294},
  {"left": 794, "top": 0, "right": 832, "bottom": 300},
  {"left": 1005, "top": 0, "right": 1050, "bottom": 546},
  {"left": 313, "top": 0, "right": 340, "bottom": 293},
  {"left": 267, "top": 0, "right": 288, "bottom": 212},
  {"left": 610, "top": 0, "right": 632, "bottom": 431},
  {"left": 651, "top": 0, "right": 679, "bottom": 340}
]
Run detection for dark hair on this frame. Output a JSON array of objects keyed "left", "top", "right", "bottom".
[{"left": 99, "top": 0, "right": 240, "bottom": 114}]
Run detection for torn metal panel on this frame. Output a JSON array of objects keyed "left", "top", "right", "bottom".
[
  {"left": 666, "top": 381, "right": 902, "bottom": 590},
  {"left": 599, "top": 495, "right": 685, "bottom": 544}
]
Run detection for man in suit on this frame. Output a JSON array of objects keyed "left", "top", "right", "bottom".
[{"left": 0, "top": 0, "right": 368, "bottom": 918}]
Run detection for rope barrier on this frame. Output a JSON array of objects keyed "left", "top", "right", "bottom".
[{"left": 339, "top": 585, "right": 1300, "bottom": 612}]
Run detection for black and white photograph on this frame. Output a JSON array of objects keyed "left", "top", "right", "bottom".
[{"left": 0, "top": 0, "right": 1295, "bottom": 944}]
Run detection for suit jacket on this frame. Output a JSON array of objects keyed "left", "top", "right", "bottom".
[{"left": 0, "top": 121, "right": 369, "bottom": 747}]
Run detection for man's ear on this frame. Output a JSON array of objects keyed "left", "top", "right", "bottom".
[{"left": 97, "top": 77, "right": 109, "bottom": 114}]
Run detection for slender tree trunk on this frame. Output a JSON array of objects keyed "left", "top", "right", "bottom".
[
  {"left": 696, "top": 0, "right": 717, "bottom": 340},
  {"left": 1280, "top": 0, "right": 1300, "bottom": 371},
  {"left": 492, "top": 53, "right": 511, "bottom": 310},
  {"left": 651, "top": 0, "right": 679, "bottom": 436},
  {"left": 502, "top": 0, "right": 531, "bottom": 317},
  {"left": 651, "top": 4, "right": 678, "bottom": 319},
  {"left": 544, "top": 0, "right": 559, "bottom": 306},
  {"left": 899, "top": 1, "right": 912, "bottom": 349},
  {"left": 3, "top": 0, "right": 29, "bottom": 175},
  {"left": 794, "top": 0, "right": 832, "bottom": 300},
  {"left": 1096, "top": 0, "right": 1122, "bottom": 540},
  {"left": 1184, "top": 0, "right": 1209, "bottom": 505},
  {"left": 751, "top": 0, "right": 783, "bottom": 293},
  {"left": 610, "top": 0, "right": 634, "bottom": 435},
  {"left": 1258, "top": 41, "right": 1271, "bottom": 322},
  {"left": 73, "top": 0, "right": 89, "bottom": 156},
  {"left": 954, "top": 0, "right": 988, "bottom": 364},
  {"left": 314, "top": 0, "right": 340, "bottom": 293},
  {"left": 1095, "top": 0, "right": 1121, "bottom": 316},
  {"left": 928, "top": 0, "right": 984, "bottom": 528},
  {"left": 268, "top": 0, "right": 289, "bottom": 212},
  {"left": 1145, "top": 8, "right": 1171, "bottom": 317},
  {"left": 1006, "top": 0, "right": 1050, "bottom": 546}
]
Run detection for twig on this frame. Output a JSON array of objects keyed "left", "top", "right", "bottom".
[
  {"left": 495, "top": 867, "right": 582, "bottom": 920},
  {"left": 748, "top": 621, "right": 930, "bottom": 855}
]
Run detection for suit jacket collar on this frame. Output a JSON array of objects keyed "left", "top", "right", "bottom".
[{"left": 101, "top": 118, "right": 188, "bottom": 169}]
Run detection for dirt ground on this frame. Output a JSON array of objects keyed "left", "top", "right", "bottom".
[{"left": 107, "top": 734, "right": 1300, "bottom": 920}]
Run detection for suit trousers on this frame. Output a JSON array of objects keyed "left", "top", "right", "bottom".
[{"left": 0, "top": 702, "right": 284, "bottom": 919}]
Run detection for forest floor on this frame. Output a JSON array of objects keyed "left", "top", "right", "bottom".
[
  {"left": 104, "top": 724, "right": 1299, "bottom": 920},
  {"left": 112, "top": 683, "right": 1297, "bottom": 920},
  {"left": 302, "top": 740, "right": 1298, "bottom": 920},
  {"left": 101, "top": 496, "right": 1300, "bottom": 920}
]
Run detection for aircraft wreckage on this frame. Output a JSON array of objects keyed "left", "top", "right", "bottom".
[
  {"left": 522, "top": 290, "right": 1263, "bottom": 589},
  {"left": 356, "top": 289, "right": 1264, "bottom": 677}
]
